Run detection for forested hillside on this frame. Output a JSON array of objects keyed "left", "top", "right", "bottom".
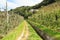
[
  {"left": 0, "top": 0, "right": 60, "bottom": 40},
  {"left": 28, "top": 1, "right": 60, "bottom": 31},
  {"left": 28, "top": 1, "right": 60, "bottom": 40},
  {"left": 10, "top": 0, "right": 60, "bottom": 19}
]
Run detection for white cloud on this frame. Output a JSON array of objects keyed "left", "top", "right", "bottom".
[
  {"left": 11, "top": 0, "right": 43, "bottom": 6},
  {"left": 7, "top": 1, "right": 18, "bottom": 10},
  {"left": 0, "top": 0, "right": 43, "bottom": 10},
  {"left": 0, "top": 0, "right": 6, "bottom": 8},
  {"left": 0, "top": 0, "right": 6, "bottom": 11}
]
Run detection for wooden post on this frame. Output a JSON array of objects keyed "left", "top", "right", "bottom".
[
  {"left": 6, "top": 0, "right": 9, "bottom": 24},
  {"left": 6, "top": 0, "right": 9, "bottom": 34}
]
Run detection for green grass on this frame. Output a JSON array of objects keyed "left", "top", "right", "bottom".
[
  {"left": 2, "top": 20, "right": 42, "bottom": 40},
  {"left": 2, "top": 21, "right": 24, "bottom": 40},
  {"left": 28, "top": 20, "right": 60, "bottom": 40},
  {"left": 27, "top": 22, "right": 42, "bottom": 40}
]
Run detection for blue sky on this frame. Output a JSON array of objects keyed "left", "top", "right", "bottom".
[{"left": 0, "top": 0, "right": 43, "bottom": 11}]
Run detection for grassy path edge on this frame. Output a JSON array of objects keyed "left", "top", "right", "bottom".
[{"left": 2, "top": 21, "right": 24, "bottom": 40}]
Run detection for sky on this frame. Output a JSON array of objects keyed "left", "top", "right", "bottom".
[{"left": 0, "top": 0, "right": 43, "bottom": 11}]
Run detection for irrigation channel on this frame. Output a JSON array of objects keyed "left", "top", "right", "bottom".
[{"left": 27, "top": 21, "right": 53, "bottom": 40}]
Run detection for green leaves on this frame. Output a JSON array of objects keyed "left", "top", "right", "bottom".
[
  {"left": 13, "top": 6, "right": 32, "bottom": 19},
  {"left": 28, "top": 1, "right": 60, "bottom": 32}
]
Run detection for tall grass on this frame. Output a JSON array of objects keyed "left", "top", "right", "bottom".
[
  {"left": 2, "top": 21, "right": 24, "bottom": 40},
  {"left": 0, "top": 12, "right": 24, "bottom": 39}
]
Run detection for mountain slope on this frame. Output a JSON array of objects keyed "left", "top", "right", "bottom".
[{"left": 28, "top": 1, "right": 60, "bottom": 31}]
